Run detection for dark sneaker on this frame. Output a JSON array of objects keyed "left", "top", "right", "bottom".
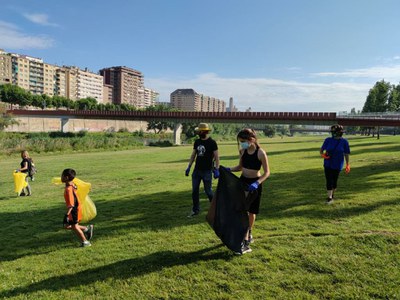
[
  {"left": 242, "top": 244, "right": 252, "bottom": 254},
  {"left": 19, "top": 192, "right": 26, "bottom": 197},
  {"left": 234, "top": 243, "right": 252, "bottom": 255},
  {"left": 187, "top": 210, "right": 199, "bottom": 218},
  {"left": 326, "top": 197, "right": 333, "bottom": 204},
  {"left": 85, "top": 225, "right": 94, "bottom": 240},
  {"left": 80, "top": 240, "right": 91, "bottom": 247}
]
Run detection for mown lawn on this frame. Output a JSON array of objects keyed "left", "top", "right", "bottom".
[{"left": 0, "top": 135, "right": 399, "bottom": 299}]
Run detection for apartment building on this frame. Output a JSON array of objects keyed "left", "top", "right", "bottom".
[
  {"left": 1, "top": 50, "right": 156, "bottom": 107},
  {"left": 76, "top": 67, "right": 103, "bottom": 102},
  {"left": 99, "top": 66, "right": 144, "bottom": 107},
  {"left": 1, "top": 50, "right": 104, "bottom": 103},
  {"left": 170, "top": 89, "right": 226, "bottom": 112},
  {"left": 103, "top": 84, "right": 113, "bottom": 104},
  {"left": 8, "top": 53, "right": 57, "bottom": 96},
  {"left": 43, "top": 63, "right": 57, "bottom": 96},
  {"left": 170, "top": 89, "right": 201, "bottom": 111},
  {"left": 54, "top": 66, "right": 103, "bottom": 102},
  {"left": 0, "top": 49, "right": 12, "bottom": 85},
  {"left": 139, "top": 87, "right": 159, "bottom": 108}
]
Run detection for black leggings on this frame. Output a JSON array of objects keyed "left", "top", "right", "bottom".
[{"left": 324, "top": 167, "right": 340, "bottom": 190}]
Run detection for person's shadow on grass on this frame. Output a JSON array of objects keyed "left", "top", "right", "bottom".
[{"left": 0, "top": 245, "right": 229, "bottom": 299}]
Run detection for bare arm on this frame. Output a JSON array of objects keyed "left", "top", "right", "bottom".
[
  {"left": 187, "top": 149, "right": 197, "bottom": 168},
  {"left": 257, "top": 149, "right": 270, "bottom": 184},
  {"left": 213, "top": 149, "right": 220, "bottom": 169}
]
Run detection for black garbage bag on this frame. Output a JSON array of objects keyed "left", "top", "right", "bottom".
[{"left": 207, "top": 167, "right": 257, "bottom": 253}]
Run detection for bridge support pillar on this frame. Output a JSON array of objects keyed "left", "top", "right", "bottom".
[
  {"left": 61, "top": 117, "right": 69, "bottom": 132},
  {"left": 173, "top": 123, "right": 183, "bottom": 145}
]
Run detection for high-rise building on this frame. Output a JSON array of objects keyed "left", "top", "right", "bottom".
[
  {"left": 9, "top": 53, "right": 58, "bottom": 96},
  {"left": 99, "top": 66, "right": 144, "bottom": 107},
  {"left": 0, "top": 49, "right": 12, "bottom": 85},
  {"left": 142, "top": 87, "right": 159, "bottom": 108},
  {"left": 227, "top": 97, "right": 238, "bottom": 112},
  {"left": 43, "top": 63, "right": 57, "bottom": 97},
  {"left": 171, "top": 89, "right": 201, "bottom": 111},
  {"left": 170, "top": 89, "right": 226, "bottom": 112},
  {"left": 103, "top": 84, "right": 113, "bottom": 104},
  {"left": 54, "top": 66, "right": 103, "bottom": 102},
  {"left": 74, "top": 67, "right": 103, "bottom": 102},
  {"left": 1, "top": 50, "right": 104, "bottom": 102}
]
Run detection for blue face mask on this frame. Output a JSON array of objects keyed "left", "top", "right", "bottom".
[{"left": 240, "top": 141, "right": 250, "bottom": 149}]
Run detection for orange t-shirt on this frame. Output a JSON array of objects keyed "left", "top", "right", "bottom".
[{"left": 64, "top": 184, "right": 82, "bottom": 222}]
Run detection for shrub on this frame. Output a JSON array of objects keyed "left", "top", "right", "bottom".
[{"left": 148, "top": 140, "right": 173, "bottom": 147}]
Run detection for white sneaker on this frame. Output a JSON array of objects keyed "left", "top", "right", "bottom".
[{"left": 80, "top": 240, "right": 91, "bottom": 247}]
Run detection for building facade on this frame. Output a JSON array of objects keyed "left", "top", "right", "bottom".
[
  {"left": 1, "top": 50, "right": 156, "bottom": 107},
  {"left": 0, "top": 49, "right": 12, "bottom": 85},
  {"left": 170, "top": 89, "right": 226, "bottom": 112},
  {"left": 99, "top": 66, "right": 144, "bottom": 107},
  {"left": 1, "top": 50, "right": 104, "bottom": 103},
  {"left": 141, "top": 87, "right": 159, "bottom": 108}
]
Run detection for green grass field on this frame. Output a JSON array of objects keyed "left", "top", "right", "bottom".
[{"left": 0, "top": 135, "right": 399, "bottom": 299}]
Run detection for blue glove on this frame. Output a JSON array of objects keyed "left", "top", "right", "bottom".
[
  {"left": 185, "top": 166, "right": 191, "bottom": 176},
  {"left": 248, "top": 181, "right": 259, "bottom": 192},
  {"left": 213, "top": 168, "right": 220, "bottom": 179},
  {"left": 221, "top": 166, "right": 231, "bottom": 172}
]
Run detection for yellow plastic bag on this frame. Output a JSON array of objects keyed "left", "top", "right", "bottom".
[
  {"left": 80, "top": 195, "right": 97, "bottom": 223},
  {"left": 52, "top": 177, "right": 97, "bottom": 222},
  {"left": 13, "top": 171, "right": 28, "bottom": 196}
]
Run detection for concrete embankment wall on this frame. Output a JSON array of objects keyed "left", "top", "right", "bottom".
[{"left": 5, "top": 116, "right": 149, "bottom": 133}]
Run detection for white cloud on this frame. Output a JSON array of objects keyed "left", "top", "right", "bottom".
[
  {"left": 22, "top": 13, "right": 59, "bottom": 27},
  {"left": 147, "top": 73, "right": 370, "bottom": 113},
  {"left": 313, "top": 65, "right": 400, "bottom": 81},
  {"left": 0, "top": 21, "right": 54, "bottom": 49}
]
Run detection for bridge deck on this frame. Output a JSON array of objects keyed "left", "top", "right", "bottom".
[{"left": 7, "top": 109, "right": 400, "bottom": 127}]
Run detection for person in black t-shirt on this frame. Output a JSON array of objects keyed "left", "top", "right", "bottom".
[{"left": 185, "top": 123, "right": 220, "bottom": 217}]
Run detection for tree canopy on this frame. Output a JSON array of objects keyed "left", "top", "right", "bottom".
[{"left": 362, "top": 80, "right": 400, "bottom": 113}]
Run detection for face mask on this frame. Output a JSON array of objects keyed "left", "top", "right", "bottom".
[
  {"left": 199, "top": 133, "right": 207, "bottom": 139},
  {"left": 331, "top": 132, "right": 340, "bottom": 138},
  {"left": 240, "top": 141, "right": 250, "bottom": 149}
]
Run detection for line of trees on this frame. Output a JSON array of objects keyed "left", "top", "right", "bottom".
[
  {"left": 359, "top": 80, "right": 400, "bottom": 138},
  {"left": 0, "top": 84, "right": 141, "bottom": 111},
  {"left": 362, "top": 80, "right": 400, "bottom": 113},
  {"left": 0, "top": 83, "right": 182, "bottom": 134}
]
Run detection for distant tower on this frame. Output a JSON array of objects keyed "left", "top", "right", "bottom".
[{"left": 229, "top": 97, "right": 233, "bottom": 112}]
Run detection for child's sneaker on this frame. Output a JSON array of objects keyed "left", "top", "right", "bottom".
[
  {"left": 85, "top": 225, "right": 94, "bottom": 240},
  {"left": 80, "top": 240, "right": 91, "bottom": 247}
]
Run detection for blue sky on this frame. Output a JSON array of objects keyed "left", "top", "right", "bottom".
[{"left": 1, "top": 0, "right": 400, "bottom": 112}]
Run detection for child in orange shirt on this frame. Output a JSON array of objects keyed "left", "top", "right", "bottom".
[{"left": 62, "top": 168, "right": 94, "bottom": 247}]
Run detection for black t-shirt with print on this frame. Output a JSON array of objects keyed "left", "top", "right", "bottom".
[{"left": 193, "top": 137, "right": 218, "bottom": 171}]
